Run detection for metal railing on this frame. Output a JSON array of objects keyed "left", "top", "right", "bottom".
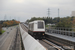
[{"left": 46, "top": 27, "right": 75, "bottom": 37}]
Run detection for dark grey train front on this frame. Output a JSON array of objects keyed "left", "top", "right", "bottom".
[{"left": 28, "top": 20, "right": 45, "bottom": 39}]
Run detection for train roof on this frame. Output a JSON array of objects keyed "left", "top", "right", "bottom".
[{"left": 29, "top": 20, "right": 44, "bottom": 24}]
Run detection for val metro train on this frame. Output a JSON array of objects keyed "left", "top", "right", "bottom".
[{"left": 28, "top": 20, "right": 45, "bottom": 39}]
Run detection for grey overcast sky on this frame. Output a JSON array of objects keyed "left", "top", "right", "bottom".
[{"left": 0, "top": 0, "right": 75, "bottom": 22}]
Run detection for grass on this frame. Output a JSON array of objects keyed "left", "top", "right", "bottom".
[
  {"left": 0, "top": 30, "right": 5, "bottom": 35},
  {"left": 1, "top": 30, "right": 5, "bottom": 33}
]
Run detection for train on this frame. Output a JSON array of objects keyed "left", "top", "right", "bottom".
[{"left": 28, "top": 20, "right": 45, "bottom": 39}]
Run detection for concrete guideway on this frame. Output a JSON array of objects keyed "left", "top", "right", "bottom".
[
  {"left": 0, "top": 26, "right": 17, "bottom": 50},
  {"left": 39, "top": 40, "right": 63, "bottom": 50},
  {"left": 19, "top": 24, "right": 47, "bottom": 50},
  {"left": 39, "top": 40, "right": 57, "bottom": 50},
  {"left": 9, "top": 26, "right": 22, "bottom": 50},
  {"left": 46, "top": 32, "right": 75, "bottom": 42},
  {"left": 15, "top": 27, "right": 22, "bottom": 50},
  {"left": 45, "top": 33, "right": 75, "bottom": 50}
]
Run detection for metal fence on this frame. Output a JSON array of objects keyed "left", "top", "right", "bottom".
[{"left": 46, "top": 27, "right": 75, "bottom": 37}]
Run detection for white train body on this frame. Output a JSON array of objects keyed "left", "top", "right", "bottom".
[
  {"left": 29, "top": 20, "right": 45, "bottom": 32},
  {"left": 28, "top": 20, "right": 45, "bottom": 39}
]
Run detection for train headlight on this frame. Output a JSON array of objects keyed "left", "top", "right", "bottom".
[{"left": 43, "top": 34, "right": 44, "bottom": 35}]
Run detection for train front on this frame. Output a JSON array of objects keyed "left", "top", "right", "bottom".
[{"left": 33, "top": 20, "right": 45, "bottom": 39}]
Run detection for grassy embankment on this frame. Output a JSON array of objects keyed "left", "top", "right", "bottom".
[{"left": 0, "top": 30, "right": 5, "bottom": 35}]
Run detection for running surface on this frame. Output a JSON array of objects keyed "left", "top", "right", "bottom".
[{"left": 0, "top": 26, "right": 17, "bottom": 50}]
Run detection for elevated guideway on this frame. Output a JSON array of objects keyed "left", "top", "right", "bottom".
[
  {"left": 21, "top": 23, "right": 75, "bottom": 50},
  {"left": 46, "top": 28, "right": 75, "bottom": 50},
  {"left": 46, "top": 32, "right": 75, "bottom": 42},
  {"left": 21, "top": 23, "right": 64, "bottom": 50},
  {"left": 19, "top": 24, "right": 47, "bottom": 50}
]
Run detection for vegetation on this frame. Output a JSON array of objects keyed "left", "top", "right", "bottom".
[
  {"left": 0, "top": 30, "right": 5, "bottom": 35},
  {"left": 26, "top": 17, "right": 59, "bottom": 24},
  {"left": 45, "top": 25, "right": 49, "bottom": 27},
  {"left": 0, "top": 19, "right": 20, "bottom": 27},
  {"left": 1, "top": 30, "right": 5, "bottom": 33},
  {"left": 0, "top": 24, "right": 2, "bottom": 34},
  {"left": 56, "top": 17, "right": 71, "bottom": 28},
  {"left": 0, "top": 19, "right": 20, "bottom": 35},
  {"left": 26, "top": 16, "right": 75, "bottom": 28},
  {"left": 56, "top": 16, "right": 75, "bottom": 28},
  {"left": 72, "top": 17, "right": 75, "bottom": 28}
]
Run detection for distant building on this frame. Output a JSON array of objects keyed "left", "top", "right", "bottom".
[
  {"left": 47, "top": 24, "right": 55, "bottom": 26},
  {"left": 71, "top": 11, "right": 75, "bottom": 16}
]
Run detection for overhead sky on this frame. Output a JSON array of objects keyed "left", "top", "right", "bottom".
[{"left": 0, "top": 0, "right": 75, "bottom": 22}]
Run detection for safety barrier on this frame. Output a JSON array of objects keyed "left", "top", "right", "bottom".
[{"left": 19, "top": 24, "right": 46, "bottom": 50}]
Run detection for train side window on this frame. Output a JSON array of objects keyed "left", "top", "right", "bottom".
[
  {"left": 31, "top": 24, "right": 33, "bottom": 30},
  {"left": 32, "top": 23, "right": 34, "bottom": 30},
  {"left": 30, "top": 24, "right": 32, "bottom": 30},
  {"left": 29, "top": 24, "right": 30, "bottom": 29}
]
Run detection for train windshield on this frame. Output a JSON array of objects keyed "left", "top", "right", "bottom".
[{"left": 38, "top": 22, "right": 44, "bottom": 28}]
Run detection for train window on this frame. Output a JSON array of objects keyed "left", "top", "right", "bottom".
[
  {"left": 32, "top": 23, "right": 34, "bottom": 30},
  {"left": 29, "top": 24, "right": 30, "bottom": 29},
  {"left": 30, "top": 24, "right": 32, "bottom": 30},
  {"left": 38, "top": 22, "right": 44, "bottom": 28}
]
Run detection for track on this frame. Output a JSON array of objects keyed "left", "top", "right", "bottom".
[
  {"left": 45, "top": 37, "right": 73, "bottom": 50},
  {"left": 39, "top": 39, "right": 63, "bottom": 50},
  {"left": 20, "top": 24, "right": 28, "bottom": 32},
  {"left": 21, "top": 23, "right": 65, "bottom": 50},
  {"left": 21, "top": 23, "right": 75, "bottom": 50}
]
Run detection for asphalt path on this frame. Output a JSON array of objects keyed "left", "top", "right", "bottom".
[{"left": 0, "top": 26, "right": 17, "bottom": 50}]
